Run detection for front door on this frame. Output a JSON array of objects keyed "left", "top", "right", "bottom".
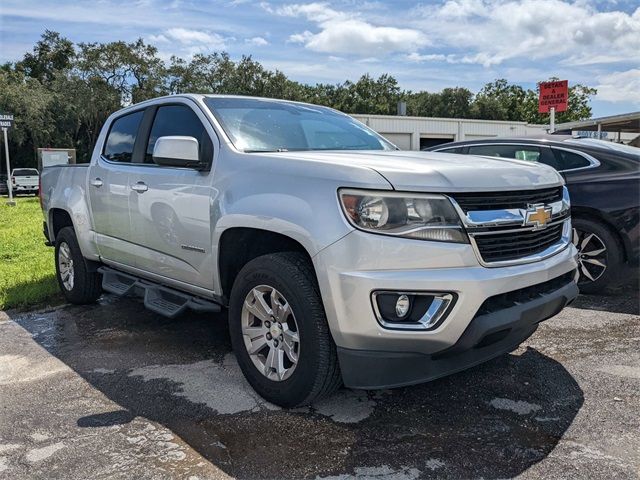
[
  {"left": 88, "top": 109, "right": 145, "bottom": 267},
  {"left": 127, "top": 102, "right": 217, "bottom": 290}
]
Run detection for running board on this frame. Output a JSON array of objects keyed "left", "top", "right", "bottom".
[{"left": 98, "top": 267, "right": 221, "bottom": 318}]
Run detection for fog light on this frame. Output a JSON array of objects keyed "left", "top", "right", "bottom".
[{"left": 395, "top": 294, "right": 410, "bottom": 318}]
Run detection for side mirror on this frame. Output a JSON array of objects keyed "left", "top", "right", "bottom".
[{"left": 152, "top": 136, "right": 207, "bottom": 170}]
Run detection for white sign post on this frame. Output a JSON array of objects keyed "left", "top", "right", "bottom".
[
  {"left": 549, "top": 107, "right": 556, "bottom": 134},
  {"left": 1, "top": 112, "right": 16, "bottom": 206}
]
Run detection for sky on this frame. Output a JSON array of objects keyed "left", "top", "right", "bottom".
[{"left": 1, "top": 0, "right": 639, "bottom": 118}]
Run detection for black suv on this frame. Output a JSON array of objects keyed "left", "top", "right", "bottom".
[{"left": 426, "top": 137, "right": 639, "bottom": 293}]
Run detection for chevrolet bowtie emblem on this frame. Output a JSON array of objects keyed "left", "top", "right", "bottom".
[{"left": 524, "top": 204, "right": 552, "bottom": 229}]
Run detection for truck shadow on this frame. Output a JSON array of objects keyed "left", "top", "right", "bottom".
[{"left": 14, "top": 296, "right": 584, "bottom": 479}]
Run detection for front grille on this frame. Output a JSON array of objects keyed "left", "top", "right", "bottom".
[
  {"left": 451, "top": 187, "right": 563, "bottom": 212},
  {"left": 473, "top": 222, "right": 564, "bottom": 263}
]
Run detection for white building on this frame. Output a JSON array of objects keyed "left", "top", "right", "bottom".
[{"left": 351, "top": 114, "right": 546, "bottom": 150}]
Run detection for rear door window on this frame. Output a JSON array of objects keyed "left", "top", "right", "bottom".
[
  {"left": 552, "top": 149, "right": 592, "bottom": 170},
  {"left": 435, "top": 146, "right": 464, "bottom": 154},
  {"left": 468, "top": 144, "right": 542, "bottom": 162},
  {"left": 103, "top": 110, "right": 144, "bottom": 162}
]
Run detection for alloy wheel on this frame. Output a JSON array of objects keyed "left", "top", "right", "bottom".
[
  {"left": 58, "top": 242, "right": 75, "bottom": 291},
  {"left": 241, "top": 285, "right": 300, "bottom": 381},
  {"left": 572, "top": 228, "right": 607, "bottom": 285}
]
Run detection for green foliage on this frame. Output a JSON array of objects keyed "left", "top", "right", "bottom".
[
  {"left": 0, "top": 197, "right": 61, "bottom": 310},
  {"left": 0, "top": 31, "right": 598, "bottom": 170}
]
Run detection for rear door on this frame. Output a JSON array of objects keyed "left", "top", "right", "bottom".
[
  {"left": 88, "top": 109, "right": 145, "bottom": 267},
  {"left": 126, "top": 100, "right": 217, "bottom": 291}
]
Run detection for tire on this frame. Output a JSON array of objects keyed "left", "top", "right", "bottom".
[
  {"left": 572, "top": 217, "right": 623, "bottom": 294},
  {"left": 228, "top": 252, "right": 342, "bottom": 407},
  {"left": 54, "top": 226, "right": 103, "bottom": 304}
]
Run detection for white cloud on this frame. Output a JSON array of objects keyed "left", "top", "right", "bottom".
[
  {"left": 161, "top": 28, "right": 226, "bottom": 48},
  {"left": 149, "top": 27, "right": 228, "bottom": 57},
  {"left": 276, "top": 2, "right": 429, "bottom": 56},
  {"left": 595, "top": 69, "right": 640, "bottom": 104},
  {"left": 411, "top": 0, "right": 640, "bottom": 67},
  {"left": 406, "top": 52, "right": 457, "bottom": 63},
  {"left": 245, "top": 36, "right": 269, "bottom": 46}
]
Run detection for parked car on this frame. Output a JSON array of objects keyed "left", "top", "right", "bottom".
[
  {"left": 426, "top": 137, "right": 639, "bottom": 293},
  {"left": 0, "top": 174, "right": 7, "bottom": 195},
  {"left": 41, "top": 95, "right": 578, "bottom": 407},
  {"left": 10, "top": 168, "right": 40, "bottom": 195}
]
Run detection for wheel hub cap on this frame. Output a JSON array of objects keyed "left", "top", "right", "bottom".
[{"left": 241, "top": 285, "right": 300, "bottom": 381}]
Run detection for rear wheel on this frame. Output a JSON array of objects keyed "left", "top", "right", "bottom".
[
  {"left": 228, "top": 252, "right": 341, "bottom": 407},
  {"left": 54, "top": 227, "right": 103, "bottom": 304},
  {"left": 572, "top": 217, "right": 622, "bottom": 294}
]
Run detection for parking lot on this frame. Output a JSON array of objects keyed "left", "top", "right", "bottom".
[{"left": 1, "top": 284, "right": 638, "bottom": 480}]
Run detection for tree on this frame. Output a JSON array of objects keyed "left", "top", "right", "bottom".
[
  {"left": 2, "top": 30, "right": 599, "bottom": 169},
  {"left": 16, "top": 30, "right": 75, "bottom": 84},
  {"left": 76, "top": 38, "right": 166, "bottom": 104},
  {"left": 473, "top": 79, "right": 527, "bottom": 121}
]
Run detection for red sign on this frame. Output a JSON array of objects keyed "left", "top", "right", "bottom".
[{"left": 539, "top": 80, "right": 568, "bottom": 113}]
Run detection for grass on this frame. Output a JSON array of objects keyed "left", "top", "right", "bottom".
[{"left": 0, "top": 196, "right": 61, "bottom": 310}]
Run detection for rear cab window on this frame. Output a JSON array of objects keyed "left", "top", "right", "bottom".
[
  {"left": 12, "top": 168, "right": 39, "bottom": 176},
  {"left": 103, "top": 110, "right": 145, "bottom": 162}
]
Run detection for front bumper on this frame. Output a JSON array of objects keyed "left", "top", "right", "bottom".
[
  {"left": 337, "top": 272, "right": 577, "bottom": 389},
  {"left": 312, "top": 229, "right": 579, "bottom": 387}
]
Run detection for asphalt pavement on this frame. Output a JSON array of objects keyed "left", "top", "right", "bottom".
[{"left": 0, "top": 285, "right": 638, "bottom": 479}]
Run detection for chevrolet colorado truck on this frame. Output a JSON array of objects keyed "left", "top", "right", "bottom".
[{"left": 41, "top": 95, "right": 579, "bottom": 407}]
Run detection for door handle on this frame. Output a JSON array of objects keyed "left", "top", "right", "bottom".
[
  {"left": 131, "top": 182, "right": 148, "bottom": 193},
  {"left": 90, "top": 178, "right": 103, "bottom": 187}
]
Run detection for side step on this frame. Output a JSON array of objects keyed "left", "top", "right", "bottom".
[{"left": 98, "top": 267, "right": 221, "bottom": 318}]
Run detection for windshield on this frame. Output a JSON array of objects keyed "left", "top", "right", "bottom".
[
  {"left": 204, "top": 97, "right": 396, "bottom": 152},
  {"left": 565, "top": 138, "right": 640, "bottom": 157},
  {"left": 13, "top": 169, "right": 39, "bottom": 176}
]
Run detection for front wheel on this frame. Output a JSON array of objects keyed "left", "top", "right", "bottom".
[
  {"left": 228, "top": 252, "right": 341, "bottom": 407},
  {"left": 54, "top": 227, "right": 103, "bottom": 304},
  {"left": 572, "top": 217, "right": 622, "bottom": 294}
]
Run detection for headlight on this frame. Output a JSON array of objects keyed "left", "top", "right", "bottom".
[{"left": 339, "top": 189, "right": 468, "bottom": 243}]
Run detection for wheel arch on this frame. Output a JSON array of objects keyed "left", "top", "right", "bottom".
[
  {"left": 49, "top": 208, "right": 74, "bottom": 240},
  {"left": 217, "top": 227, "right": 317, "bottom": 302},
  {"left": 571, "top": 206, "right": 628, "bottom": 261}
]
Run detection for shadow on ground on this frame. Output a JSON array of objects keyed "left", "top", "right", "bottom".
[
  {"left": 13, "top": 296, "right": 584, "bottom": 479},
  {"left": 570, "top": 267, "right": 639, "bottom": 315},
  {"left": 0, "top": 273, "right": 61, "bottom": 311}
]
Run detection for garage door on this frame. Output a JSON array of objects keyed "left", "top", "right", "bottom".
[{"left": 381, "top": 133, "right": 411, "bottom": 150}]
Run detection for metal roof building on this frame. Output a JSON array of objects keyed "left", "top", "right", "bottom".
[
  {"left": 553, "top": 111, "right": 640, "bottom": 145},
  {"left": 351, "top": 114, "right": 546, "bottom": 150}
]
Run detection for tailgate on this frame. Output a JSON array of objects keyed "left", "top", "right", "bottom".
[{"left": 15, "top": 176, "right": 39, "bottom": 187}]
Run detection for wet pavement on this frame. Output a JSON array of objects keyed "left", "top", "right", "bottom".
[{"left": 0, "top": 289, "right": 638, "bottom": 479}]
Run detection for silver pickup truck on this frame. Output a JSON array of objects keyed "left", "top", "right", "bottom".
[{"left": 41, "top": 95, "right": 579, "bottom": 407}]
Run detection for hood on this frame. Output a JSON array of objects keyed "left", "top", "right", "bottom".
[{"left": 269, "top": 150, "right": 563, "bottom": 192}]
